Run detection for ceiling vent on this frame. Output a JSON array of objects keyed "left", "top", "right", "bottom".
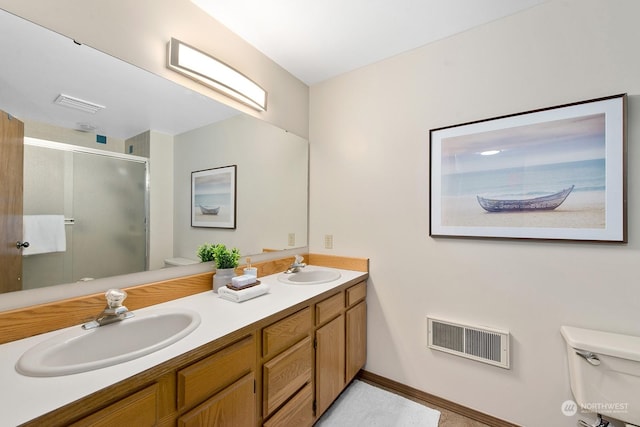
[{"left": 54, "top": 94, "right": 105, "bottom": 114}]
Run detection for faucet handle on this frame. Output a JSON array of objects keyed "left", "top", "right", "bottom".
[
  {"left": 294, "top": 254, "right": 304, "bottom": 264},
  {"left": 105, "top": 288, "right": 127, "bottom": 308}
]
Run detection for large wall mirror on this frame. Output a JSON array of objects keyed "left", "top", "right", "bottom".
[{"left": 0, "top": 9, "right": 308, "bottom": 303}]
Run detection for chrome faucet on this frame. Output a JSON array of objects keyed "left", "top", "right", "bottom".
[
  {"left": 285, "top": 255, "right": 307, "bottom": 273},
  {"left": 82, "top": 288, "right": 135, "bottom": 330}
]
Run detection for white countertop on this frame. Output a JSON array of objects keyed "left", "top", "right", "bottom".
[{"left": 0, "top": 267, "right": 367, "bottom": 426}]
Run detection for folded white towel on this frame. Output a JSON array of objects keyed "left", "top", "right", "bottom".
[
  {"left": 230, "top": 274, "right": 258, "bottom": 288},
  {"left": 218, "top": 283, "right": 270, "bottom": 303},
  {"left": 22, "top": 215, "right": 66, "bottom": 256}
]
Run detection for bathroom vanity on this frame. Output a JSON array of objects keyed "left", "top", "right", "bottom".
[{"left": 0, "top": 258, "right": 368, "bottom": 426}]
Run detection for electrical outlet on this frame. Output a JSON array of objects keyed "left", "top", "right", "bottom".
[
  {"left": 324, "top": 234, "right": 333, "bottom": 249},
  {"left": 288, "top": 233, "right": 295, "bottom": 246}
]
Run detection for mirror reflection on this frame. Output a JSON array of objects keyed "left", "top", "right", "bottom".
[
  {"left": 22, "top": 138, "right": 148, "bottom": 290},
  {"left": 0, "top": 9, "right": 308, "bottom": 294}
]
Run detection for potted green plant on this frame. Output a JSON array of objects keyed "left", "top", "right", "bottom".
[
  {"left": 209, "top": 244, "right": 240, "bottom": 292},
  {"left": 196, "top": 243, "right": 216, "bottom": 263},
  {"left": 211, "top": 244, "right": 241, "bottom": 269}
]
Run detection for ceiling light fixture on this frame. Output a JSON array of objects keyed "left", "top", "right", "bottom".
[
  {"left": 167, "top": 38, "right": 267, "bottom": 112},
  {"left": 54, "top": 94, "right": 105, "bottom": 114}
]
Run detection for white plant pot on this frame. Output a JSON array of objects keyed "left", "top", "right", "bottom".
[{"left": 213, "top": 268, "right": 236, "bottom": 292}]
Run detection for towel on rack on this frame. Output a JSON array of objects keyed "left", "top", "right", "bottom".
[
  {"left": 218, "top": 283, "right": 270, "bottom": 303},
  {"left": 22, "top": 215, "right": 66, "bottom": 256}
]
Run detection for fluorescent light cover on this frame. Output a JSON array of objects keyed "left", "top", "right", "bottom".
[
  {"left": 167, "top": 38, "right": 267, "bottom": 111},
  {"left": 54, "top": 94, "right": 105, "bottom": 114}
]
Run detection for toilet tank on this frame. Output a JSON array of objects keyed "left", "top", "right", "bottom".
[
  {"left": 164, "top": 257, "right": 199, "bottom": 267},
  {"left": 561, "top": 326, "right": 640, "bottom": 425}
]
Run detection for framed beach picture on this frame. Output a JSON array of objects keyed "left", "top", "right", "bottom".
[
  {"left": 429, "top": 94, "right": 627, "bottom": 242},
  {"left": 191, "top": 165, "right": 237, "bottom": 228}
]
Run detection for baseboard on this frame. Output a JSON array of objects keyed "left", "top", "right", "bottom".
[{"left": 357, "top": 370, "right": 520, "bottom": 427}]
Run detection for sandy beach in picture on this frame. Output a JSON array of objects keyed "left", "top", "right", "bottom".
[{"left": 441, "top": 190, "right": 605, "bottom": 229}]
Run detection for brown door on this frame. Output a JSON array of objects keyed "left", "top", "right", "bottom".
[{"left": 0, "top": 110, "right": 24, "bottom": 293}]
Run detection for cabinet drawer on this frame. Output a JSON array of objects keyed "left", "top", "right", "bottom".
[
  {"left": 346, "top": 281, "right": 367, "bottom": 306},
  {"left": 178, "top": 373, "right": 255, "bottom": 427},
  {"left": 263, "top": 307, "right": 311, "bottom": 358},
  {"left": 263, "top": 336, "right": 312, "bottom": 417},
  {"left": 316, "top": 292, "right": 344, "bottom": 325},
  {"left": 70, "top": 383, "right": 158, "bottom": 427},
  {"left": 178, "top": 335, "right": 254, "bottom": 412},
  {"left": 263, "top": 382, "right": 313, "bottom": 427}
]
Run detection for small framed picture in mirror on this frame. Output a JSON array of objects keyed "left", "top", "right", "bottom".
[{"left": 191, "top": 165, "right": 237, "bottom": 229}]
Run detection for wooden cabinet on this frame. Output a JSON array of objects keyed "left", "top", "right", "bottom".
[
  {"left": 263, "top": 383, "right": 314, "bottom": 427},
  {"left": 177, "top": 335, "right": 255, "bottom": 412},
  {"left": 261, "top": 308, "right": 313, "bottom": 425},
  {"left": 177, "top": 334, "right": 256, "bottom": 426},
  {"left": 26, "top": 276, "right": 366, "bottom": 427},
  {"left": 178, "top": 373, "right": 255, "bottom": 427},
  {"left": 315, "top": 292, "right": 343, "bottom": 325},
  {"left": 345, "top": 280, "right": 367, "bottom": 383},
  {"left": 315, "top": 313, "right": 345, "bottom": 416},
  {"left": 346, "top": 300, "right": 367, "bottom": 382},
  {"left": 263, "top": 336, "right": 312, "bottom": 416},
  {"left": 262, "top": 307, "right": 311, "bottom": 358},
  {"left": 69, "top": 384, "right": 158, "bottom": 427},
  {"left": 314, "top": 281, "right": 367, "bottom": 420}
]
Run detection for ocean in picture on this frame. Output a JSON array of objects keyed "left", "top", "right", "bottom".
[
  {"left": 442, "top": 158, "right": 604, "bottom": 198},
  {"left": 440, "top": 158, "right": 606, "bottom": 229}
]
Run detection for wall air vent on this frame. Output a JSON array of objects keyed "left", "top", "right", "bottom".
[
  {"left": 427, "top": 317, "right": 510, "bottom": 369},
  {"left": 54, "top": 94, "right": 105, "bottom": 114}
]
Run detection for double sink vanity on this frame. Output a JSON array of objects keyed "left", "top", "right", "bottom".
[{"left": 0, "top": 255, "right": 368, "bottom": 426}]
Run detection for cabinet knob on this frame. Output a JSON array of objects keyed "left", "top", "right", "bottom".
[{"left": 16, "top": 241, "right": 30, "bottom": 249}]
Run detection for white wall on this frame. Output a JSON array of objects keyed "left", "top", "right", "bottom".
[
  {"left": 173, "top": 114, "right": 308, "bottom": 261},
  {"left": 309, "top": 1, "right": 640, "bottom": 426},
  {"left": 148, "top": 131, "right": 174, "bottom": 270}
]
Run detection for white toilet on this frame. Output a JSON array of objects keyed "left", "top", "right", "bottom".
[
  {"left": 163, "top": 257, "right": 199, "bottom": 268},
  {"left": 561, "top": 325, "right": 640, "bottom": 426}
]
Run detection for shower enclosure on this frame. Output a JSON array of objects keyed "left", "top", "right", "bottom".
[{"left": 22, "top": 138, "right": 148, "bottom": 289}]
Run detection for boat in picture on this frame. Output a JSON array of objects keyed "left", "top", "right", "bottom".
[
  {"left": 199, "top": 205, "right": 220, "bottom": 215},
  {"left": 477, "top": 185, "right": 574, "bottom": 212}
]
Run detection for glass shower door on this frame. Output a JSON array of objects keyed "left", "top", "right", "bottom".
[
  {"left": 22, "top": 139, "right": 147, "bottom": 289},
  {"left": 72, "top": 151, "right": 147, "bottom": 281}
]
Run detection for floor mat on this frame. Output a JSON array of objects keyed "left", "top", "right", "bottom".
[{"left": 316, "top": 380, "right": 441, "bottom": 426}]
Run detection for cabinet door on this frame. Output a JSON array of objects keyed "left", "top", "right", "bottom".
[
  {"left": 346, "top": 300, "right": 367, "bottom": 382},
  {"left": 315, "top": 314, "right": 345, "bottom": 416},
  {"left": 178, "top": 373, "right": 255, "bottom": 427}
]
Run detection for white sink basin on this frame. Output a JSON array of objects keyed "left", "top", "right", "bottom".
[
  {"left": 278, "top": 267, "right": 341, "bottom": 285},
  {"left": 16, "top": 308, "right": 201, "bottom": 377}
]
